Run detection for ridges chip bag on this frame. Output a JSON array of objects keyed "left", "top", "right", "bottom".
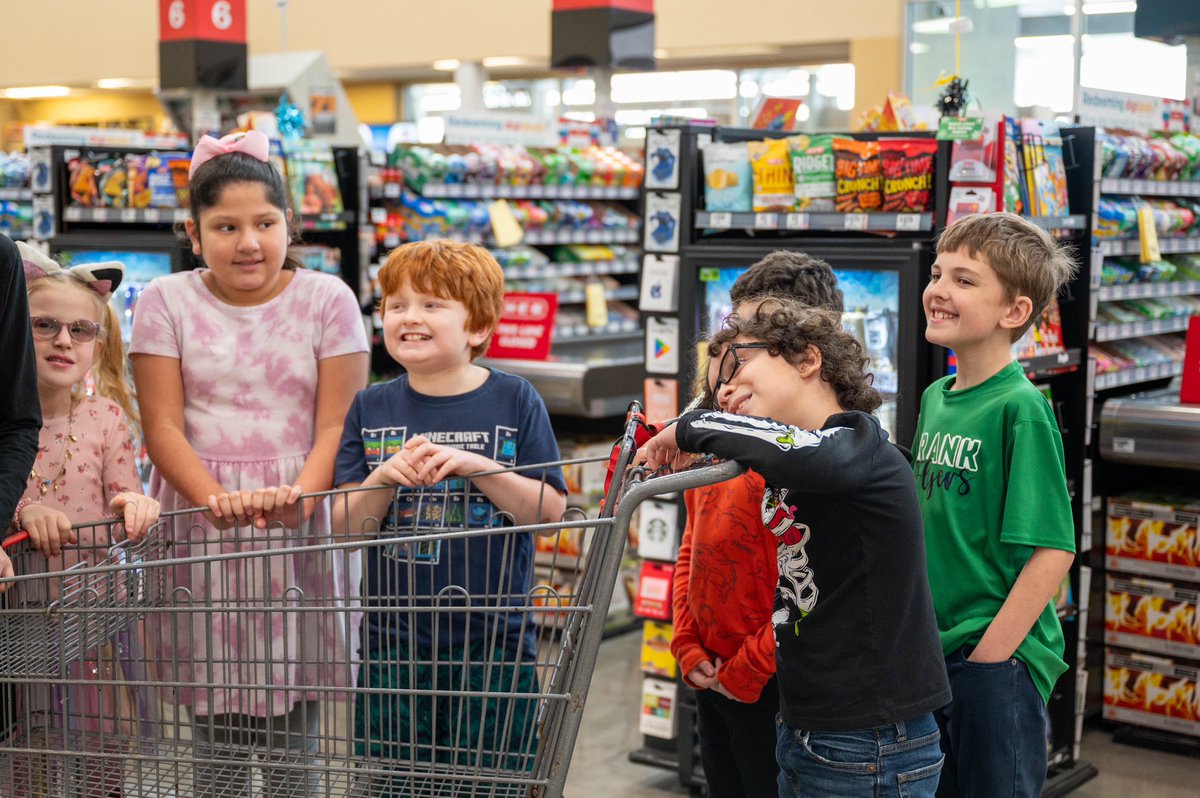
[
  {"left": 789, "top": 134, "right": 836, "bottom": 211},
  {"left": 834, "top": 138, "right": 882, "bottom": 213},
  {"left": 880, "top": 138, "right": 937, "bottom": 213}
]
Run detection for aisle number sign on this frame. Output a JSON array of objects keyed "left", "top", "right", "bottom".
[{"left": 159, "top": 0, "right": 246, "bottom": 43}]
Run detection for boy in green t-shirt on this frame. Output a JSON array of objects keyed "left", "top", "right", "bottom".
[{"left": 913, "top": 212, "right": 1077, "bottom": 797}]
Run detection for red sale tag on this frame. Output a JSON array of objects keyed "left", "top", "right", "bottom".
[
  {"left": 1181, "top": 316, "right": 1200, "bottom": 404},
  {"left": 485, "top": 292, "right": 559, "bottom": 361}
]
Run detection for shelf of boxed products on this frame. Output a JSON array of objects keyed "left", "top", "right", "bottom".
[
  {"left": 0, "top": 187, "right": 32, "bottom": 201},
  {"left": 1103, "top": 648, "right": 1200, "bottom": 740},
  {"left": 1099, "top": 238, "right": 1200, "bottom": 257},
  {"left": 1105, "top": 575, "right": 1200, "bottom": 661},
  {"left": 1100, "top": 178, "right": 1200, "bottom": 197},
  {"left": 373, "top": 181, "right": 640, "bottom": 202},
  {"left": 1094, "top": 316, "right": 1194, "bottom": 342},
  {"left": 63, "top": 206, "right": 355, "bottom": 231},
  {"left": 1094, "top": 361, "right": 1184, "bottom": 391},
  {"left": 694, "top": 210, "right": 932, "bottom": 233},
  {"left": 1098, "top": 280, "right": 1200, "bottom": 302}
]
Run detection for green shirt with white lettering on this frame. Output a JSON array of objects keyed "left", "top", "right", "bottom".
[{"left": 912, "top": 360, "right": 1076, "bottom": 704}]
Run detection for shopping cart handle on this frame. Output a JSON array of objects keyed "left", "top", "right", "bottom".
[{"left": 2, "top": 530, "right": 30, "bottom": 550}]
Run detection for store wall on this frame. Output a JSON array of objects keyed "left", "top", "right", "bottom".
[{"left": 0, "top": 0, "right": 905, "bottom": 123}]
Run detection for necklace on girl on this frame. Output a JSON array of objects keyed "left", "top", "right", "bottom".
[{"left": 29, "top": 409, "right": 77, "bottom": 496}]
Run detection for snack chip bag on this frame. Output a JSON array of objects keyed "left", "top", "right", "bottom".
[
  {"left": 703, "top": 142, "right": 753, "bottom": 212},
  {"left": 834, "top": 138, "right": 882, "bottom": 213},
  {"left": 880, "top": 138, "right": 937, "bottom": 213},
  {"left": 789, "top": 134, "right": 836, "bottom": 211},
  {"left": 747, "top": 139, "right": 795, "bottom": 212}
]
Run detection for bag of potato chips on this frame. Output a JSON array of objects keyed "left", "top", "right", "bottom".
[
  {"left": 702, "top": 142, "right": 753, "bottom": 212},
  {"left": 748, "top": 138, "right": 794, "bottom": 212},
  {"left": 789, "top": 134, "right": 836, "bottom": 211},
  {"left": 834, "top": 138, "right": 882, "bottom": 213}
]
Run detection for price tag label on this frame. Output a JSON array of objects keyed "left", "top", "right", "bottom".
[
  {"left": 708, "top": 212, "right": 732, "bottom": 229},
  {"left": 121, "top": 208, "right": 138, "bottom": 223},
  {"left": 1056, "top": 351, "right": 1071, "bottom": 365},
  {"left": 755, "top": 213, "right": 778, "bottom": 230},
  {"left": 896, "top": 213, "right": 921, "bottom": 232},
  {"left": 384, "top": 183, "right": 401, "bottom": 198},
  {"left": 843, "top": 213, "right": 868, "bottom": 231},
  {"left": 512, "top": 185, "right": 528, "bottom": 198},
  {"left": 143, "top": 208, "right": 162, "bottom": 223},
  {"left": 370, "top": 208, "right": 387, "bottom": 224},
  {"left": 785, "top": 213, "right": 810, "bottom": 230},
  {"left": 383, "top": 234, "right": 400, "bottom": 248},
  {"left": 586, "top": 230, "right": 603, "bottom": 243},
  {"left": 604, "top": 185, "right": 620, "bottom": 199}
]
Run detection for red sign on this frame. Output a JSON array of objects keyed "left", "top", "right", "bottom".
[
  {"left": 159, "top": 0, "right": 246, "bottom": 43},
  {"left": 553, "top": 0, "right": 653, "bottom": 11},
  {"left": 633, "top": 560, "right": 674, "bottom": 620},
  {"left": 485, "top": 292, "right": 559, "bottom": 361},
  {"left": 1181, "top": 316, "right": 1200, "bottom": 404}
]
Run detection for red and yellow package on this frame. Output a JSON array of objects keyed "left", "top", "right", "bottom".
[
  {"left": 880, "top": 138, "right": 937, "bottom": 213},
  {"left": 834, "top": 139, "right": 882, "bottom": 213}
]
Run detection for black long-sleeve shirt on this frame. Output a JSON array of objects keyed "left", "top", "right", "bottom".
[
  {"left": 677, "top": 409, "right": 950, "bottom": 731},
  {"left": 0, "top": 235, "right": 41, "bottom": 527}
]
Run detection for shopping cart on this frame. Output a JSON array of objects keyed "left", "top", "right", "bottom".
[{"left": 0, "top": 403, "right": 743, "bottom": 798}]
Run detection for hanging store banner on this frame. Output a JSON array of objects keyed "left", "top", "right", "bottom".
[
  {"left": 551, "top": 0, "right": 655, "bottom": 70},
  {"left": 443, "top": 113, "right": 558, "bottom": 148}
]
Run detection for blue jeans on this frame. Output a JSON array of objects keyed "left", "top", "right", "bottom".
[
  {"left": 934, "top": 647, "right": 1048, "bottom": 798},
  {"left": 776, "top": 712, "right": 943, "bottom": 797}
]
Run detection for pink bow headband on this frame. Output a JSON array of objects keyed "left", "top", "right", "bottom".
[
  {"left": 18, "top": 241, "right": 124, "bottom": 299},
  {"left": 189, "top": 130, "right": 271, "bottom": 179}
]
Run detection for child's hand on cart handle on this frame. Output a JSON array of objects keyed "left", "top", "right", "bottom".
[
  {"left": 371, "top": 451, "right": 423, "bottom": 489},
  {"left": 247, "top": 484, "right": 306, "bottom": 529},
  {"left": 633, "top": 423, "right": 692, "bottom": 472},
  {"left": 109, "top": 492, "right": 161, "bottom": 542},
  {"left": 403, "top": 435, "right": 492, "bottom": 486},
  {"left": 18, "top": 504, "right": 76, "bottom": 557},
  {"left": 0, "top": 547, "right": 13, "bottom": 591}
]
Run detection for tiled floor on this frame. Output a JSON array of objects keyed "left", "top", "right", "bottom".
[{"left": 565, "top": 632, "right": 1199, "bottom": 797}]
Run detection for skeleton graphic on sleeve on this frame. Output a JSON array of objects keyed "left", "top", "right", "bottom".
[{"left": 763, "top": 487, "right": 818, "bottom": 632}]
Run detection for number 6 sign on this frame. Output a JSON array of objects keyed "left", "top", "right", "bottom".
[{"left": 159, "top": 0, "right": 245, "bottom": 42}]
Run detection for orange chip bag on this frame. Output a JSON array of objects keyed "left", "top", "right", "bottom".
[{"left": 834, "top": 138, "right": 882, "bottom": 213}]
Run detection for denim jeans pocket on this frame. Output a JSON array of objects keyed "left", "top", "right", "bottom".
[
  {"left": 897, "top": 754, "right": 944, "bottom": 798},
  {"left": 802, "top": 730, "right": 878, "bottom": 773}
]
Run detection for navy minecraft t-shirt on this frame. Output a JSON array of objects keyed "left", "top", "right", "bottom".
[{"left": 335, "top": 370, "right": 566, "bottom": 660}]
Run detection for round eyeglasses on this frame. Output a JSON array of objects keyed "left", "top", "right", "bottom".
[{"left": 31, "top": 316, "right": 103, "bottom": 343}]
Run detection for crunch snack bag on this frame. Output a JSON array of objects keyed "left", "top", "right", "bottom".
[
  {"left": 789, "top": 134, "right": 836, "bottom": 211},
  {"left": 880, "top": 138, "right": 937, "bottom": 213},
  {"left": 834, "top": 138, "right": 882, "bottom": 213},
  {"left": 748, "top": 139, "right": 794, "bottom": 212}
]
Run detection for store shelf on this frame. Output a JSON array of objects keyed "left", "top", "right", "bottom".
[
  {"left": 1098, "top": 281, "right": 1200, "bottom": 302},
  {"left": 1095, "top": 362, "right": 1184, "bottom": 391},
  {"left": 374, "top": 182, "right": 640, "bottom": 201},
  {"left": 1027, "top": 215, "right": 1089, "bottom": 231},
  {"left": 0, "top": 187, "right": 32, "bottom": 201},
  {"left": 500, "top": 259, "right": 641, "bottom": 279},
  {"left": 554, "top": 321, "right": 641, "bottom": 341},
  {"left": 549, "top": 286, "right": 641, "bottom": 305},
  {"left": 1094, "top": 317, "right": 1192, "bottom": 342},
  {"left": 1098, "top": 238, "right": 1200, "bottom": 257},
  {"left": 1018, "top": 349, "right": 1081, "bottom": 380},
  {"left": 694, "top": 210, "right": 932, "bottom": 233},
  {"left": 0, "top": 227, "right": 34, "bottom": 240},
  {"left": 299, "top": 211, "right": 355, "bottom": 231},
  {"left": 1104, "top": 631, "right": 1200, "bottom": 664},
  {"left": 1104, "top": 554, "right": 1200, "bottom": 586},
  {"left": 64, "top": 206, "right": 189, "bottom": 224},
  {"left": 1099, "top": 388, "right": 1200, "bottom": 470},
  {"left": 1100, "top": 178, "right": 1200, "bottom": 197},
  {"left": 525, "top": 229, "right": 640, "bottom": 245}
]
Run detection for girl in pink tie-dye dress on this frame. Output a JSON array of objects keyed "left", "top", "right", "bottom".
[{"left": 129, "top": 131, "right": 370, "bottom": 798}]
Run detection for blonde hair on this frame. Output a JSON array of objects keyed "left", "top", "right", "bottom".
[
  {"left": 936, "top": 212, "right": 1078, "bottom": 341},
  {"left": 27, "top": 275, "right": 140, "bottom": 432}
]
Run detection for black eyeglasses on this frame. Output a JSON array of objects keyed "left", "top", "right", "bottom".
[
  {"left": 713, "top": 343, "right": 771, "bottom": 394},
  {"left": 31, "top": 316, "right": 102, "bottom": 343}
]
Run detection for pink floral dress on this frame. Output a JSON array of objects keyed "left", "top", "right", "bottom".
[{"left": 129, "top": 268, "right": 369, "bottom": 718}]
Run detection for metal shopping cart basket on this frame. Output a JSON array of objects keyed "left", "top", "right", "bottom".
[{"left": 0, "top": 403, "right": 742, "bottom": 798}]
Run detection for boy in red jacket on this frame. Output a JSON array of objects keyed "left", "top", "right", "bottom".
[{"left": 670, "top": 251, "right": 842, "bottom": 798}]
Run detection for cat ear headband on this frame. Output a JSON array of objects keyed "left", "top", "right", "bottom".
[{"left": 17, "top": 241, "right": 124, "bottom": 298}]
